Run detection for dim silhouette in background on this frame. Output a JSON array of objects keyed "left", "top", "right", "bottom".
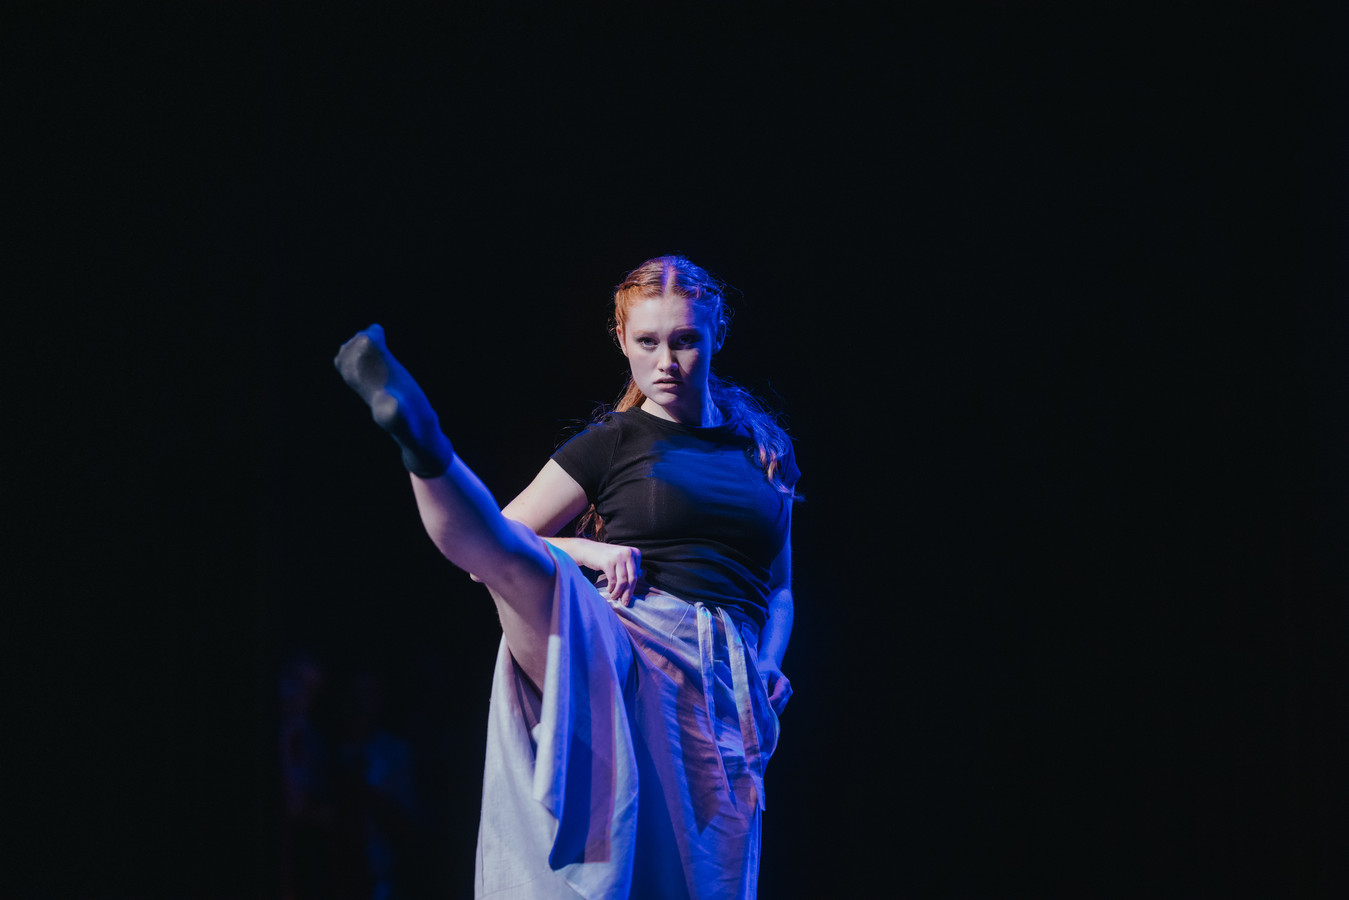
[{"left": 279, "top": 649, "right": 335, "bottom": 900}]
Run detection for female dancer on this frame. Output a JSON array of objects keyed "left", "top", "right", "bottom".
[{"left": 335, "top": 255, "right": 800, "bottom": 899}]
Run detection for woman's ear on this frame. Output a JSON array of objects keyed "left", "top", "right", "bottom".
[
  {"left": 714, "top": 322, "right": 727, "bottom": 353},
  {"left": 614, "top": 324, "right": 628, "bottom": 357}
]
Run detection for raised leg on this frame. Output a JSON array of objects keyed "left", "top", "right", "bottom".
[{"left": 335, "top": 325, "right": 555, "bottom": 689}]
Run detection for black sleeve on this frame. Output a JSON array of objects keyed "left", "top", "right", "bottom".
[{"left": 550, "top": 415, "right": 622, "bottom": 502}]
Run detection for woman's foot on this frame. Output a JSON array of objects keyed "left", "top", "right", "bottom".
[{"left": 334, "top": 324, "right": 455, "bottom": 478}]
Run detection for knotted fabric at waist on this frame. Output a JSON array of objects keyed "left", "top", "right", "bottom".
[{"left": 614, "top": 589, "right": 778, "bottom": 814}]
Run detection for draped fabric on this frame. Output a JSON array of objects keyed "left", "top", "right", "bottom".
[{"left": 475, "top": 547, "right": 780, "bottom": 900}]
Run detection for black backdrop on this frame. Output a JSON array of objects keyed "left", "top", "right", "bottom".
[{"left": 9, "top": 4, "right": 1349, "bottom": 898}]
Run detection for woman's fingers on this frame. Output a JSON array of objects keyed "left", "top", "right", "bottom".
[
  {"left": 608, "top": 557, "right": 630, "bottom": 605},
  {"left": 621, "top": 548, "right": 640, "bottom": 606},
  {"left": 615, "top": 553, "right": 630, "bottom": 604},
  {"left": 605, "top": 546, "right": 641, "bottom": 607},
  {"left": 627, "top": 547, "right": 643, "bottom": 605},
  {"left": 603, "top": 559, "right": 621, "bottom": 601},
  {"left": 768, "top": 673, "right": 793, "bottom": 713}
]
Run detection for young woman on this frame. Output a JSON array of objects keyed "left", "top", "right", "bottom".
[{"left": 335, "top": 255, "right": 800, "bottom": 899}]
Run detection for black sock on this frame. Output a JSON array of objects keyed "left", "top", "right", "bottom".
[{"left": 334, "top": 324, "right": 455, "bottom": 478}]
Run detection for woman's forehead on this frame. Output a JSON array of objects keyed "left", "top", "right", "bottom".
[{"left": 624, "top": 293, "right": 712, "bottom": 330}]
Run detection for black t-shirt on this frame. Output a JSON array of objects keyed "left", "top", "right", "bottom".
[{"left": 550, "top": 407, "right": 799, "bottom": 625}]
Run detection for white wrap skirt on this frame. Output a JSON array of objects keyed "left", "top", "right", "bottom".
[{"left": 474, "top": 546, "right": 781, "bottom": 900}]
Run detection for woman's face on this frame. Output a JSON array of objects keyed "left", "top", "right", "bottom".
[{"left": 616, "top": 293, "right": 722, "bottom": 426}]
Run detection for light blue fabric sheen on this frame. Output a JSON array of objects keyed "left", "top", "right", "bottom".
[{"left": 474, "top": 546, "right": 778, "bottom": 900}]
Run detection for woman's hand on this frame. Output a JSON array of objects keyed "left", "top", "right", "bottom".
[
  {"left": 575, "top": 540, "right": 643, "bottom": 607},
  {"left": 498, "top": 461, "right": 643, "bottom": 604},
  {"left": 758, "top": 657, "right": 793, "bottom": 715},
  {"left": 542, "top": 537, "right": 641, "bottom": 606}
]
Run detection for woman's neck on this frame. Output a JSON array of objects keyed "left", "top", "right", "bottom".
[{"left": 640, "top": 395, "right": 723, "bottom": 427}]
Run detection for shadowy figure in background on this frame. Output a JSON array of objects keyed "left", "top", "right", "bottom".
[
  {"left": 280, "top": 648, "right": 336, "bottom": 900},
  {"left": 333, "top": 668, "right": 418, "bottom": 900},
  {"left": 402, "top": 645, "right": 468, "bottom": 896}
]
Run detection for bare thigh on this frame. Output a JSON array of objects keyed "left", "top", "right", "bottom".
[
  {"left": 486, "top": 579, "right": 553, "bottom": 694},
  {"left": 408, "top": 470, "right": 556, "bottom": 692}
]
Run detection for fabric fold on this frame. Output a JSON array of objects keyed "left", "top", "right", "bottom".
[{"left": 475, "top": 547, "right": 780, "bottom": 899}]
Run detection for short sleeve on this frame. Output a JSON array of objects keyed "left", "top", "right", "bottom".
[{"left": 550, "top": 416, "right": 622, "bottom": 502}]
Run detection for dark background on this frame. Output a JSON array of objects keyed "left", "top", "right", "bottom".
[{"left": 8, "top": 4, "right": 1348, "bottom": 897}]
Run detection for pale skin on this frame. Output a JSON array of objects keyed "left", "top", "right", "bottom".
[{"left": 413, "top": 292, "right": 794, "bottom": 706}]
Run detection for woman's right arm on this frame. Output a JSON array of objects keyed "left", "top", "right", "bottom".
[{"left": 501, "top": 460, "right": 643, "bottom": 605}]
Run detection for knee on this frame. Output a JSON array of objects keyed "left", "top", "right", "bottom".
[{"left": 478, "top": 517, "right": 555, "bottom": 593}]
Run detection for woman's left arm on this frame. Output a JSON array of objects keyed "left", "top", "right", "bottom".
[{"left": 758, "top": 529, "right": 794, "bottom": 714}]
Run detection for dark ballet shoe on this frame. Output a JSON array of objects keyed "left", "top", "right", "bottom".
[{"left": 334, "top": 325, "right": 455, "bottom": 478}]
